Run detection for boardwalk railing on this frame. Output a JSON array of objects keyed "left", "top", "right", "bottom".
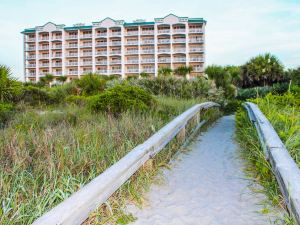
[
  {"left": 244, "top": 102, "right": 300, "bottom": 224},
  {"left": 32, "top": 102, "right": 219, "bottom": 225}
]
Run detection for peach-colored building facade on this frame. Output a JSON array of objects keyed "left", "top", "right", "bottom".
[{"left": 22, "top": 14, "right": 206, "bottom": 82}]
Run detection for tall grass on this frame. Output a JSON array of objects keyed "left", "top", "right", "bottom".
[{"left": 0, "top": 96, "right": 212, "bottom": 224}]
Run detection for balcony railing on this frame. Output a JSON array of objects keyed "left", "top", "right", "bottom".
[
  {"left": 127, "top": 68, "right": 139, "bottom": 73},
  {"left": 26, "top": 64, "right": 36, "bottom": 68},
  {"left": 39, "top": 63, "right": 49, "bottom": 67},
  {"left": 96, "top": 70, "right": 107, "bottom": 74},
  {"left": 81, "top": 43, "right": 92, "bottom": 48},
  {"left": 52, "top": 36, "right": 62, "bottom": 40},
  {"left": 110, "top": 69, "right": 122, "bottom": 74},
  {"left": 81, "top": 70, "right": 93, "bottom": 74},
  {"left": 194, "top": 67, "right": 204, "bottom": 72},
  {"left": 158, "top": 39, "right": 170, "bottom": 44},
  {"left": 39, "top": 36, "right": 49, "bottom": 41},
  {"left": 81, "top": 34, "right": 92, "bottom": 39},
  {"left": 68, "top": 71, "right": 78, "bottom": 75},
  {"left": 39, "top": 54, "right": 49, "bottom": 59},
  {"left": 190, "top": 47, "right": 204, "bottom": 52},
  {"left": 67, "top": 44, "right": 78, "bottom": 48},
  {"left": 52, "top": 45, "right": 62, "bottom": 49},
  {"left": 142, "top": 68, "right": 155, "bottom": 73},
  {"left": 141, "top": 40, "right": 154, "bottom": 45},
  {"left": 189, "top": 28, "right": 203, "bottom": 33},
  {"left": 126, "top": 31, "right": 139, "bottom": 36},
  {"left": 189, "top": 38, "right": 204, "bottom": 43},
  {"left": 173, "top": 39, "right": 186, "bottom": 43},
  {"left": 52, "top": 54, "right": 62, "bottom": 58},
  {"left": 96, "top": 42, "right": 107, "bottom": 47},
  {"left": 141, "top": 58, "right": 155, "bottom": 63},
  {"left": 141, "top": 49, "right": 154, "bottom": 54},
  {"left": 96, "top": 33, "right": 107, "bottom": 37},
  {"left": 158, "top": 48, "right": 170, "bottom": 53},
  {"left": 158, "top": 58, "right": 171, "bottom": 63},
  {"left": 66, "top": 62, "right": 78, "bottom": 66},
  {"left": 81, "top": 52, "right": 93, "bottom": 57},
  {"left": 53, "top": 63, "right": 62, "bottom": 67},
  {"left": 26, "top": 73, "right": 36, "bottom": 77},
  {"left": 52, "top": 72, "right": 63, "bottom": 76},
  {"left": 141, "top": 30, "right": 154, "bottom": 35},
  {"left": 110, "top": 51, "right": 121, "bottom": 55},
  {"left": 173, "top": 29, "right": 186, "bottom": 33},
  {"left": 126, "top": 41, "right": 138, "bottom": 45},
  {"left": 158, "top": 29, "right": 170, "bottom": 34},
  {"left": 173, "top": 48, "right": 186, "bottom": 53},
  {"left": 173, "top": 58, "right": 186, "bottom": 62},
  {"left": 26, "top": 38, "right": 36, "bottom": 42},
  {"left": 96, "top": 61, "right": 107, "bottom": 65},
  {"left": 66, "top": 35, "right": 78, "bottom": 39},
  {"left": 39, "top": 46, "right": 49, "bottom": 50},
  {"left": 110, "top": 41, "right": 121, "bottom": 46},
  {"left": 96, "top": 51, "right": 107, "bottom": 56},
  {"left": 126, "top": 50, "right": 139, "bottom": 54},
  {"left": 111, "top": 32, "right": 121, "bottom": 36},
  {"left": 110, "top": 60, "right": 121, "bottom": 64},
  {"left": 26, "top": 55, "right": 36, "bottom": 59},
  {"left": 66, "top": 53, "right": 78, "bottom": 57},
  {"left": 126, "top": 60, "right": 139, "bottom": 64},
  {"left": 190, "top": 57, "right": 204, "bottom": 62},
  {"left": 81, "top": 61, "right": 92, "bottom": 66},
  {"left": 39, "top": 72, "right": 49, "bottom": 76}
]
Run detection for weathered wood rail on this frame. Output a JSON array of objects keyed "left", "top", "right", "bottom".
[
  {"left": 244, "top": 102, "right": 300, "bottom": 224},
  {"left": 32, "top": 102, "right": 219, "bottom": 225}
]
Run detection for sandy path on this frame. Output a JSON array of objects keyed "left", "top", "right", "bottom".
[{"left": 127, "top": 115, "right": 282, "bottom": 225}]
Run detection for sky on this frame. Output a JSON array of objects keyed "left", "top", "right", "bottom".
[{"left": 0, "top": 0, "right": 299, "bottom": 80}]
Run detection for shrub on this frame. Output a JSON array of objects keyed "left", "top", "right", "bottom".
[
  {"left": 0, "top": 65, "right": 22, "bottom": 102},
  {"left": 89, "top": 85, "right": 156, "bottom": 115},
  {"left": 75, "top": 73, "right": 106, "bottom": 96},
  {"left": 65, "top": 95, "right": 88, "bottom": 106},
  {"left": 20, "top": 86, "right": 52, "bottom": 105},
  {"left": 221, "top": 100, "right": 242, "bottom": 114},
  {"left": 0, "top": 102, "right": 14, "bottom": 126}
]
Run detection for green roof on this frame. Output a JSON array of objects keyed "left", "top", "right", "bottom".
[
  {"left": 188, "top": 18, "right": 207, "bottom": 24},
  {"left": 21, "top": 28, "right": 36, "bottom": 33},
  {"left": 64, "top": 25, "right": 93, "bottom": 30},
  {"left": 124, "top": 21, "right": 155, "bottom": 27}
]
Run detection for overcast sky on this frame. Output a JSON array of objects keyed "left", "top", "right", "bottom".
[{"left": 0, "top": 0, "right": 299, "bottom": 80}]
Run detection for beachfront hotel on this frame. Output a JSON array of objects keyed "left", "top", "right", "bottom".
[{"left": 22, "top": 14, "right": 206, "bottom": 82}]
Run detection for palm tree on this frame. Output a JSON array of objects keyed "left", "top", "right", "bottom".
[
  {"left": 174, "top": 65, "right": 193, "bottom": 79},
  {"left": 40, "top": 74, "right": 54, "bottom": 87},
  {"left": 140, "top": 72, "right": 150, "bottom": 79},
  {"left": 0, "top": 65, "right": 22, "bottom": 102},
  {"left": 158, "top": 67, "right": 172, "bottom": 77},
  {"left": 56, "top": 76, "right": 67, "bottom": 84}
]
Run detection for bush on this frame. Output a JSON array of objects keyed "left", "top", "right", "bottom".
[
  {"left": 75, "top": 74, "right": 106, "bottom": 96},
  {"left": 65, "top": 95, "right": 88, "bottom": 106},
  {"left": 20, "top": 86, "right": 52, "bottom": 105},
  {"left": 0, "top": 102, "right": 14, "bottom": 126},
  {"left": 221, "top": 100, "right": 242, "bottom": 114},
  {"left": 89, "top": 85, "right": 156, "bottom": 115}
]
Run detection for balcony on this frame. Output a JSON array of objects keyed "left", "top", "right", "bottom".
[
  {"left": 173, "top": 58, "right": 186, "bottom": 63},
  {"left": 52, "top": 36, "right": 62, "bottom": 41},
  {"left": 26, "top": 46, "right": 36, "bottom": 51},
  {"left": 189, "top": 38, "right": 204, "bottom": 43},
  {"left": 126, "top": 59, "right": 139, "bottom": 64},
  {"left": 173, "top": 29, "right": 186, "bottom": 34},
  {"left": 126, "top": 41, "right": 138, "bottom": 45},
  {"left": 26, "top": 55, "right": 36, "bottom": 60},
  {"left": 67, "top": 44, "right": 78, "bottom": 48},
  {"left": 158, "top": 58, "right": 171, "bottom": 63},
  {"left": 141, "top": 58, "right": 155, "bottom": 63},
  {"left": 141, "top": 40, "right": 154, "bottom": 45},
  {"left": 96, "top": 42, "right": 107, "bottom": 47},
  {"left": 26, "top": 37, "right": 36, "bottom": 42},
  {"left": 190, "top": 57, "right": 204, "bottom": 62},
  {"left": 96, "top": 69, "right": 107, "bottom": 74},
  {"left": 110, "top": 69, "right": 122, "bottom": 74},
  {"left": 81, "top": 70, "right": 93, "bottom": 74},
  {"left": 110, "top": 60, "right": 121, "bottom": 65},
  {"left": 190, "top": 47, "right": 204, "bottom": 52},
  {"left": 158, "top": 29, "right": 170, "bottom": 34},
  {"left": 52, "top": 72, "right": 63, "bottom": 76},
  {"left": 39, "top": 36, "right": 49, "bottom": 41},
  {"left": 68, "top": 71, "right": 78, "bottom": 75},
  {"left": 52, "top": 63, "right": 62, "bottom": 67},
  {"left": 39, "top": 46, "right": 49, "bottom": 50},
  {"left": 81, "top": 52, "right": 93, "bottom": 57},
  {"left": 52, "top": 53, "right": 62, "bottom": 58},
  {"left": 110, "top": 41, "right": 121, "bottom": 46},
  {"left": 96, "top": 33, "right": 107, "bottom": 37},
  {"left": 126, "top": 31, "right": 139, "bottom": 36},
  {"left": 96, "top": 61, "right": 107, "bottom": 65},
  {"left": 95, "top": 51, "right": 107, "bottom": 56},
  {"left": 126, "top": 50, "right": 139, "bottom": 54},
  {"left": 189, "top": 28, "right": 203, "bottom": 33},
  {"left": 81, "top": 61, "right": 92, "bottom": 66},
  {"left": 39, "top": 63, "right": 49, "bottom": 68},
  {"left": 81, "top": 34, "right": 92, "bottom": 39},
  {"left": 26, "top": 64, "right": 36, "bottom": 68},
  {"left": 66, "top": 53, "right": 78, "bottom": 57},
  {"left": 142, "top": 68, "right": 155, "bottom": 73},
  {"left": 141, "top": 49, "right": 154, "bottom": 54},
  {"left": 194, "top": 67, "right": 204, "bottom": 72},
  {"left": 141, "top": 30, "right": 154, "bottom": 35},
  {"left": 158, "top": 48, "right": 170, "bottom": 53},
  {"left": 26, "top": 72, "right": 36, "bottom": 77},
  {"left": 39, "top": 72, "right": 49, "bottom": 76},
  {"left": 173, "top": 48, "right": 186, "bottom": 53},
  {"left": 111, "top": 32, "right": 121, "bottom": 36},
  {"left": 110, "top": 50, "right": 121, "bottom": 55},
  {"left": 158, "top": 39, "right": 170, "bottom": 44},
  {"left": 52, "top": 45, "right": 62, "bottom": 50},
  {"left": 66, "top": 62, "right": 78, "bottom": 66},
  {"left": 81, "top": 43, "right": 92, "bottom": 48},
  {"left": 66, "top": 35, "right": 78, "bottom": 40},
  {"left": 173, "top": 39, "right": 186, "bottom": 43},
  {"left": 39, "top": 54, "right": 49, "bottom": 59},
  {"left": 127, "top": 68, "right": 139, "bottom": 73}
]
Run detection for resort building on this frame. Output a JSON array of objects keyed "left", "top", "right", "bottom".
[{"left": 22, "top": 14, "right": 206, "bottom": 82}]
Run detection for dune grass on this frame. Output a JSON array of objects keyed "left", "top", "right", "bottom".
[{"left": 0, "top": 96, "right": 216, "bottom": 225}]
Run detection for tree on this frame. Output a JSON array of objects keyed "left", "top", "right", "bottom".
[
  {"left": 286, "top": 67, "right": 300, "bottom": 85},
  {"left": 174, "top": 65, "right": 193, "bottom": 79},
  {"left": 75, "top": 73, "right": 106, "bottom": 95},
  {"left": 140, "top": 72, "right": 150, "bottom": 79},
  {"left": 240, "top": 53, "right": 285, "bottom": 88},
  {"left": 40, "top": 74, "right": 54, "bottom": 87},
  {"left": 158, "top": 67, "right": 172, "bottom": 77},
  {"left": 0, "top": 65, "right": 22, "bottom": 102},
  {"left": 56, "top": 76, "right": 67, "bottom": 84}
]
